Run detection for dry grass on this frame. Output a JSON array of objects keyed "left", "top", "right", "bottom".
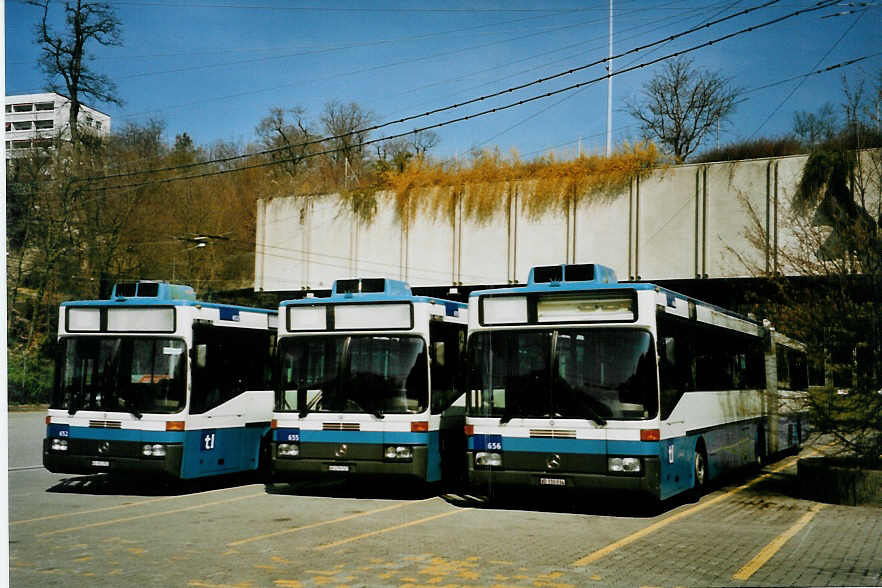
[{"left": 380, "top": 142, "right": 661, "bottom": 225}]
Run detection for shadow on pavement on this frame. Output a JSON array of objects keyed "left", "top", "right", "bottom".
[
  {"left": 264, "top": 477, "right": 441, "bottom": 501},
  {"left": 46, "top": 471, "right": 262, "bottom": 496}
]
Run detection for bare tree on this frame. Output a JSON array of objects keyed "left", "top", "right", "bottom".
[
  {"left": 30, "top": 0, "right": 122, "bottom": 144},
  {"left": 738, "top": 72, "right": 882, "bottom": 464},
  {"left": 793, "top": 103, "right": 838, "bottom": 147},
  {"left": 255, "top": 106, "right": 316, "bottom": 180},
  {"left": 410, "top": 130, "right": 440, "bottom": 157},
  {"left": 320, "top": 100, "right": 375, "bottom": 186},
  {"left": 625, "top": 57, "right": 739, "bottom": 162}
]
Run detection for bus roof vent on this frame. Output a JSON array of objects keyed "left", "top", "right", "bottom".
[
  {"left": 528, "top": 264, "right": 617, "bottom": 286},
  {"left": 332, "top": 277, "right": 411, "bottom": 297},
  {"left": 111, "top": 281, "right": 196, "bottom": 301}
]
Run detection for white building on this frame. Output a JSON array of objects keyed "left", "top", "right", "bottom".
[{"left": 4, "top": 92, "right": 111, "bottom": 156}]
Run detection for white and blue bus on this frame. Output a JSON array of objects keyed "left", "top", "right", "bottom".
[
  {"left": 272, "top": 277, "right": 467, "bottom": 484},
  {"left": 465, "top": 263, "right": 806, "bottom": 501},
  {"left": 44, "top": 281, "right": 277, "bottom": 480}
]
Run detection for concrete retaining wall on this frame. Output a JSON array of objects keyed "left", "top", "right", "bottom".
[{"left": 254, "top": 153, "right": 878, "bottom": 292}]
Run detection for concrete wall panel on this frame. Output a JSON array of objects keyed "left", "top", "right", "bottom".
[
  {"left": 460, "top": 212, "right": 510, "bottom": 286},
  {"left": 402, "top": 205, "right": 455, "bottom": 287},
  {"left": 636, "top": 167, "right": 697, "bottom": 281},
  {"left": 574, "top": 190, "right": 631, "bottom": 279},
  {"left": 703, "top": 159, "right": 769, "bottom": 278},
  {"left": 513, "top": 200, "right": 569, "bottom": 284},
  {"left": 349, "top": 196, "right": 402, "bottom": 281}
]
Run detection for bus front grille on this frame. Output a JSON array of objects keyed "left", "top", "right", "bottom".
[
  {"left": 529, "top": 429, "right": 576, "bottom": 439},
  {"left": 323, "top": 422, "right": 360, "bottom": 431},
  {"left": 89, "top": 420, "right": 122, "bottom": 429}
]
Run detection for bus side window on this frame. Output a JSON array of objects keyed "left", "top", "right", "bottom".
[
  {"left": 191, "top": 327, "right": 275, "bottom": 414},
  {"left": 657, "top": 313, "right": 694, "bottom": 420},
  {"left": 430, "top": 322, "right": 465, "bottom": 414}
]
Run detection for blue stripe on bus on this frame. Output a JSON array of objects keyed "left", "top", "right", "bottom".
[
  {"left": 54, "top": 426, "right": 186, "bottom": 443},
  {"left": 299, "top": 430, "right": 431, "bottom": 445},
  {"left": 467, "top": 436, "right": 659, "bottom": 455}
]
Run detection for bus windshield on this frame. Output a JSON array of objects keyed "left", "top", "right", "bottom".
[
  {"left": 467, "top": 328, "right": 658, "bottom": 421},
  {"left": 52, "top": 337, "right": 187, "bottom": 415},
  {"left": 277, "top": 335, "right": 427, "bottom": 416}
]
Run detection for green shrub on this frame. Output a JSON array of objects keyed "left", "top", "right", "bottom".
[
  {"left": 692, "top": 136, "right": 805, "bottom": 163},
  {"left": 8, "top": 348, "right": 53, "bottom": 405}
]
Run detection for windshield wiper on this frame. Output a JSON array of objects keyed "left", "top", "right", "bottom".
[
  {"left": 127, "top": 404, "right": 143, "bottom": 420},
  {"left": 298, "top": 391, "right": 310, "bottom": 418},
  {"left": 580, "top": 405, "right": 607, "bottom": 427},
  {"left": 298, "top": 385, "right": 323, "bottom": 418},
  {"left": 349, "top": 397, "right": 384, "bottom": 419},
  {"left": 68, "top": 388, "right": 81, "bottom": 416},
  {"left": 569, "top": 387, "right": 608, "bottom": 427}
]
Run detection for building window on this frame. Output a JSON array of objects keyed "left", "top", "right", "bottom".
[
  {"left": 35, "top": 120, "right": 54, "bottom": 130},
  {"left": 13, "top": 121, "right": 33, "bottom": 131},
  {"left": 13, "top": 104, "right": 33, "bottom": 113},
  {"left": 4, "top": 122, "right": 10, "bottom": 132},
  {"left": 95, "top": 121, "right": 103, "bottom": 130},
  {"left": 5, "top": 105, "right": 11, "bottom": 113},
  {"left": 33, "top": 138, "right": 53, "bottom": 148},
  {"left": 11, "top": 140, "right": 31, "bottom": 149},
  {"left": 35, "top": 102, "right": 55, "bottom": 111}
]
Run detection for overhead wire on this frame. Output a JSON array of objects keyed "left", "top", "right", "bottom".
[
  {"left": 113, "top": 8, "right": 607, "bottom": 122},
  {"left": 115, "top": 10, "right": 606, "bottom": 82},
  {"left": 64, "top": 0, "right": 798, "bottom": 188},
  {"left": 474, "top": 0, "right": 747, "bottom": 148},
  {"left": 73, "top": 0, "right": 842, "bottom": 194},
  {"left": 520, "top": 50, "right": 877, "bottom": 160},
  {"left": 748, "top": 6, "right": 870, "bottom": 139}
]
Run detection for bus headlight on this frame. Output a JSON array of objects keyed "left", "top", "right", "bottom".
[
  {"left": 142, "top": 444, "right": 167, "bottom": 457},
  {"left": 384, "top": 445, "right": 413, "bottom": 461},
  {"left": 608, "top": 457, "right": 641, "bottom": 473},
  {"left": 475, "top": 452, "right": 502, "bottom": 467},
  {"left": 50, "top": 438, "right": 68, "bottom": 451},
  {"left": 277, "top": 443, "right": 300, "bottom": 457}
]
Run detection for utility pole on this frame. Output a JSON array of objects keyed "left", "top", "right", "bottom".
[{"left": 606, "top": 0, "right": 613, "bottom": 157}]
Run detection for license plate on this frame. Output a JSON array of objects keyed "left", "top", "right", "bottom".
[
  {"left": 539, "top": 477, "right": 566, "bottom": 486},
  {"left": 328, "top": 465, "right": 350, "bottom": 472},
  {"left": 91, "top": 460, "right": 110, "bottom": 467}
]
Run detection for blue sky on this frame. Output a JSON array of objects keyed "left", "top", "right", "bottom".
[{"left": 5, "top": 0, "right": 881, "bottom": 160}]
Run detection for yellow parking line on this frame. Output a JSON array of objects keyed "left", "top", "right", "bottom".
[
  {"left": 37, "top": 492, "right": 263, "bottom": 536},
  {"left": 572, "top": 453, "right": 808, "bottom": 567},
  {"left": 732, "top": 503, "right": 825, "bottom": 581},
  {"left": 314, "top": 508, "right": 469, "bottom": 551},
  {"left": 227, "top": 498, "right": 437, "bottom": 547},
  {"left": 12, "top": 484, "right": 263, "bottom": 525},
  {"left": 13, "top": 496, "right": 175, "bottom": 525}
]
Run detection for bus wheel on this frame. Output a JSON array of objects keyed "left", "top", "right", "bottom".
[
  {"left": 693, "top": 444, "right": 708, "bottom": 494},
  {"left": 258, "top": 435, "right": 273, "bottom": 484}
]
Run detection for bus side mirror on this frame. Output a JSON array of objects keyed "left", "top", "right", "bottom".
[
  {"left": 195, "top": 344, "right": 207, "bottom": 369},
  {"left": 433, "top": 341, "right": 446, "bottom": 366},
  {"left": 664, "top": 337, "right": 676, "bottom": 365}
]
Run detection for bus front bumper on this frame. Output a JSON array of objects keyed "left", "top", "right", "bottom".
[
  {"left": 43, "top": 439, "right": 183, "bottom": 478},
  {"left": 467, "top": 455, "right": 661, "bottom": 496},
  {"left": 270, "top": 442, "right": 430, "bottom": 482}
]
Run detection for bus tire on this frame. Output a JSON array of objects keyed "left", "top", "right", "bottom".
[
  {"left": 258, "top": 434, "right": 272, "bottom": 484},
  {"left": 693, "top": 441, "right": 708, "bottom": 495},
  {"left": 755, "top": 424, "right": 766, "bottom": 466}
]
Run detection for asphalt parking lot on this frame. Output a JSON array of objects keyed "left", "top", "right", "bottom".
[{"left": 8, "top": 411, "right": 882, "bottom": 587}]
